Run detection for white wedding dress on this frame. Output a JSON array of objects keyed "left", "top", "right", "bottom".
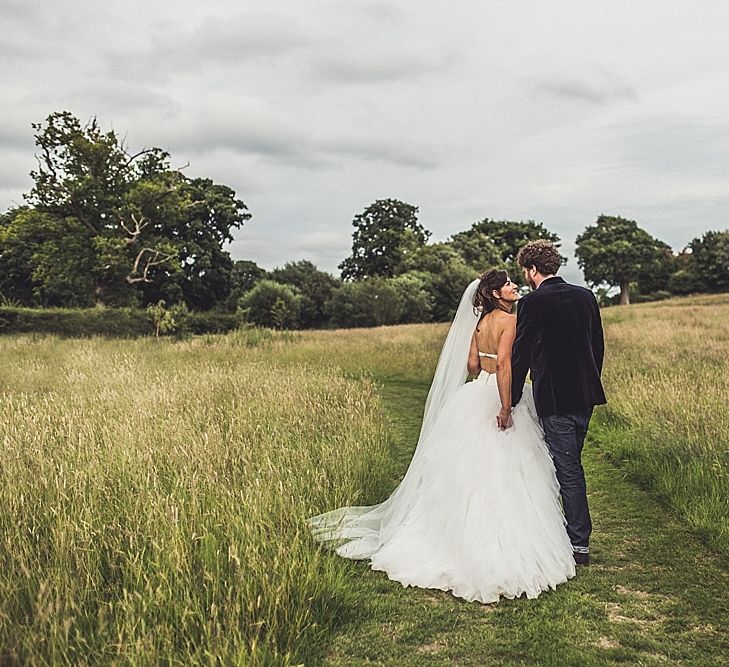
[{"left": 307, "top": 280, "right": 575, "bottom": 604}]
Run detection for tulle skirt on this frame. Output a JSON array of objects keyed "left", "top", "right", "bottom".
[{"left": 308, "top": 371, "right": 576, "bottom": 604}]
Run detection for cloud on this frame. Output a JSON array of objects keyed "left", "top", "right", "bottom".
[
  {"left": 612, "top": 117, "right": 729, "bottom": 177},
  {"left": 147, "top": 95, "right": 439, "bottom": 170},
  {"left": 0, "top": 0, "right": 40, "bottom": 23},
  {"left": 189, "top": 12, "right": 310, "bottom": 59},
  {"left": 153, "top": 97, "right": 323, "bottom": 167},
  {"left": 308, "top": 47, "right": 451, "bottom": 84},
  {"left": 0, "top": 125, "right": 34, "bottom": 151},
  {"left": 0, "top": 4, "right": 47, "bottom": 60},
  {"left": 228, "top": 228, "right": 350, "bottom": 272},
  {"left": 104, "top": 10, "right": 311, "bottom": 82},
  {"left": 23, "top": 83, "right": 181, "bottom": 120},
  {"left": 321, "top": 135, "right": 439, "bottom": 169},
  {"left": 0, "top": 157, "right": 32, "bottom": 193},
  {"left": 536, "top": 76, "right": 639, "bottom": 105},
  {"left": 355, "top": 1, "right": 409, "bottom": 24}
]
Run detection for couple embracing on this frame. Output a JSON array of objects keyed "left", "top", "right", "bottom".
[{"left": 308, "top": 240, "right": 606, "bottom": 603}]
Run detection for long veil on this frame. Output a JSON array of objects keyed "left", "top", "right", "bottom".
[{"left": 307, "top": 278, "right": 481, "bottom": 559}]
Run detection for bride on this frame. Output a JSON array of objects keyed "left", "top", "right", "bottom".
[{"left": 307, "top": 269, "right": 575, "bottom": 604}]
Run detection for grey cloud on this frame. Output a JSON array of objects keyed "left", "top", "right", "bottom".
[
  {"left": 104, "top": 11, "right": 311, "bottom": 81},
  {"left": 59, "top": 83, "right": 181, "bottom": 117},
  {"left": 291, "top": 230, "right": 348, "bottom": 254},
  {"left": 0, "top": 156, "right": 32, "bottom": 192},
  {"left": 0, "top": 123, "right": 35, "bottom": 151},
  {"left": 161, "top": 104, "right": 325, "bottom": 168},
  {"left": 308, "top": 48, "right": 451, "bottom": 84},
  {"left": 322, "top": 135, "right": 439, "bottom": 169},
  {"left": 0, "top": 11, "right": 48, "bottom": 60},
  {"left": 152, "top": 97, "right": 438, "bottom": 170},
  {"left": 354, "top": 1, "right": 409, "bottom": 24},
  {"left": 610, "top": 118, "right": 729, "bottom": 177},
  {"left": 537, "top": 78, "right": 639, "bottom": 105},
  {"left": 189, "top": 12, "right": 310, "bottom": 59},
  {"left": 0, "top": 0, "right": 40, "bottom": 22},
  {"left": 228, "top": 228, "right": 350, "bottom": 272}
]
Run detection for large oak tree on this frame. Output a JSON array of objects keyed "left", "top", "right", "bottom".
[
  {"left": 338, "top": 199, "right": 430, "bottom": 280},
  {"left": 1, "top": 111, "right": 250, "bottom": 308},
  {"left": 576, "top": 215, "right": 669, "bottom": 305}
]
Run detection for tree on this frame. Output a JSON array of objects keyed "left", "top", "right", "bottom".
[
  {"left": 575, "top": 215, "right": 669, "bottom": 305},
  {"left": 636, "top": 241, "right": 675, "bottom": 295},
  {"left": 339, "top": 199, "right": 430, "bottom": 280},
  {"left": 400, "top": 242, "right": 477, "bottom": 321},
  {"left": 327, "top": 277, "right": 405, "bottom": 328},
  {"left": 0, "top": 208, "right": 46, "bottom": 305},
  {"left": 270, "top": 260, "right": 340, "bottom": 328},
  {"left": 226, "top": 260, "right": 268, "bottom": 309},
  {"left": 687, "top": 230, "right": 729, "bottom": 292},
  {"left": 448, "top": 230, "right": 503, "bottom": 272},
  {"left": 239, "top": 280, "right": 300, "bottom": 329},
  {"left": 451, "top": 219, "right": 564, "bottom": 286},
  {"left": 667, "top": 249, "right": 703, "bottom": 295},
  {"left": 19, "top": 111, "right": 250, "bottom": 307},
  {"left": 389, "top": 272, "right": 434, "bottom": 323},
  {"left": 147, "top": 300, "right": 189, "bottom": 337},
  {"left": 0, "top": 207, "right": 97, "bottom": 306},
  {"left": 128, "top": 177, "right": 250, "bottom": 310}
]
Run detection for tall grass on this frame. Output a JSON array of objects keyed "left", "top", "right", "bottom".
[
  {"left": 595, "top": 293, "right": 729, "bottom": 554},
  {"left": 0, "top": 334, "right": 396, "bottom": 664}
]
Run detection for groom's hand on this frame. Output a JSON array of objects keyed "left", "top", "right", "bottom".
[{"left": 497, "top": 407, "right": 513, "bottom": 430}]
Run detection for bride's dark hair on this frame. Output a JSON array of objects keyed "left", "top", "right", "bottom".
[{"left": 473, "top": 269, "right": 508, "bottom": 322}]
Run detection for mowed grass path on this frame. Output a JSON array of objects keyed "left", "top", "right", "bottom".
[{"left": 319, "top": 374, "right": 729, "bottom": 666}]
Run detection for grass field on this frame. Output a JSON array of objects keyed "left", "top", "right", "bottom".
[
  {"left": 595, "top": 293, "right": 729, "bottom": 555},
  {"left": 0, "top": 332, "right": 398, "bottom": 664},
  {"left": 0, "top": 296, "right": 727, "bottom": 665}
]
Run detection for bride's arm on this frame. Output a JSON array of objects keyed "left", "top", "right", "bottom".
[
  {"left": 496, "top": 317, "right": 517, "bottom": 429},
  {"left": 467, "top": 331, "right": 481, "bottom": 375}
]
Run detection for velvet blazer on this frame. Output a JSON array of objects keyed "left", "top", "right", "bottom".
[{"left": 511, "top": 276, "right": 606, "bottom": 417}]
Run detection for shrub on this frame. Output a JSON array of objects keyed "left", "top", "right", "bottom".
[
  {"left": 0, "top": 306, "right": 243, "bottom": 338},
  {"left": 327, "top": 278, "right": 404, "bottom": 328},
  {"left": 178, "top": 309, "right": 243, "bottom": 335},
  {"left": 668, "top": 269, "right": 703, "bottom": 295},
  {"left": 0, "top": 306, "right": 150, "bottom": 337},
  {"left": 269, "top": 260, "right": 340, "bottom": 329},
  {"left": 238, "top": 280, "right": 301, "bottom": 329},
  {"left": 390, "top": 272, "right": 434, "bottom": 323}
]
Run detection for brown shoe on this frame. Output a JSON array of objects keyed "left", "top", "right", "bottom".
[{"left": 573, "top": 551, "right": 590, "bottom": 566}]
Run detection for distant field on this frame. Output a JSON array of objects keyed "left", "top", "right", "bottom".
[{"left": 0, "top": 295, "right": 727, "bottom": 664}]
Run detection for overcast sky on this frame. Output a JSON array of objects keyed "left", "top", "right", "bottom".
[{"left": 2, "top": 1, "right": 728, "bottom": 284}]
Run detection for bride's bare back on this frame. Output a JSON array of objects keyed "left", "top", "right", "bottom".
[
  {"left": 468, "top": 309, "right": 517, "bottom": 428},
  {"left": 470, "top": 310, "right": 516, "bottom": 374}
]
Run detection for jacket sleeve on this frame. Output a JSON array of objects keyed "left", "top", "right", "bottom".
[
  {"left": 511, "top": 296, "right": 536, "bottom": 407},
  {"left": 591, "top": 295, "right": 605, "bottom": 375}
]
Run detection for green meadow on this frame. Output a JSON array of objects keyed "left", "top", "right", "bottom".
[{"left": 0, "top": 296, "right": 727, "bottom": 665}]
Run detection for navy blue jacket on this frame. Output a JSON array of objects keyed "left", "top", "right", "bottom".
[{"left": 511, "top": 277, "right": 606, "bottom": 417}]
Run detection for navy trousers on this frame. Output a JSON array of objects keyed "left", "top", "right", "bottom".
[{"left": 540, "top": 411, "right": 593, "bottom": 552}]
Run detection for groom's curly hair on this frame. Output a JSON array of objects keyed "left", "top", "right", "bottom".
[{"left": 516, "top": 240, "right": 561, "bottom": 275}]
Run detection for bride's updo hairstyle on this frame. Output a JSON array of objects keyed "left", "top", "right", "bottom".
[{"left": 473, "top": 269, "right": 508, "bottom": 315}]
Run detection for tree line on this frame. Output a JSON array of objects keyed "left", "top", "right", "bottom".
[{"left": 1, "top": 112, "right": 727, "bottom": 331}]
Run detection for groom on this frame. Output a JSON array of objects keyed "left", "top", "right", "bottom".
[{"left": 510, "top": 240, "right": 606, "bottom": 566}]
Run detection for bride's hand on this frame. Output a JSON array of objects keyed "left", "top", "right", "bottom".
[{"left": 496, "top": 406, "right": 513, "bottom": 430}]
